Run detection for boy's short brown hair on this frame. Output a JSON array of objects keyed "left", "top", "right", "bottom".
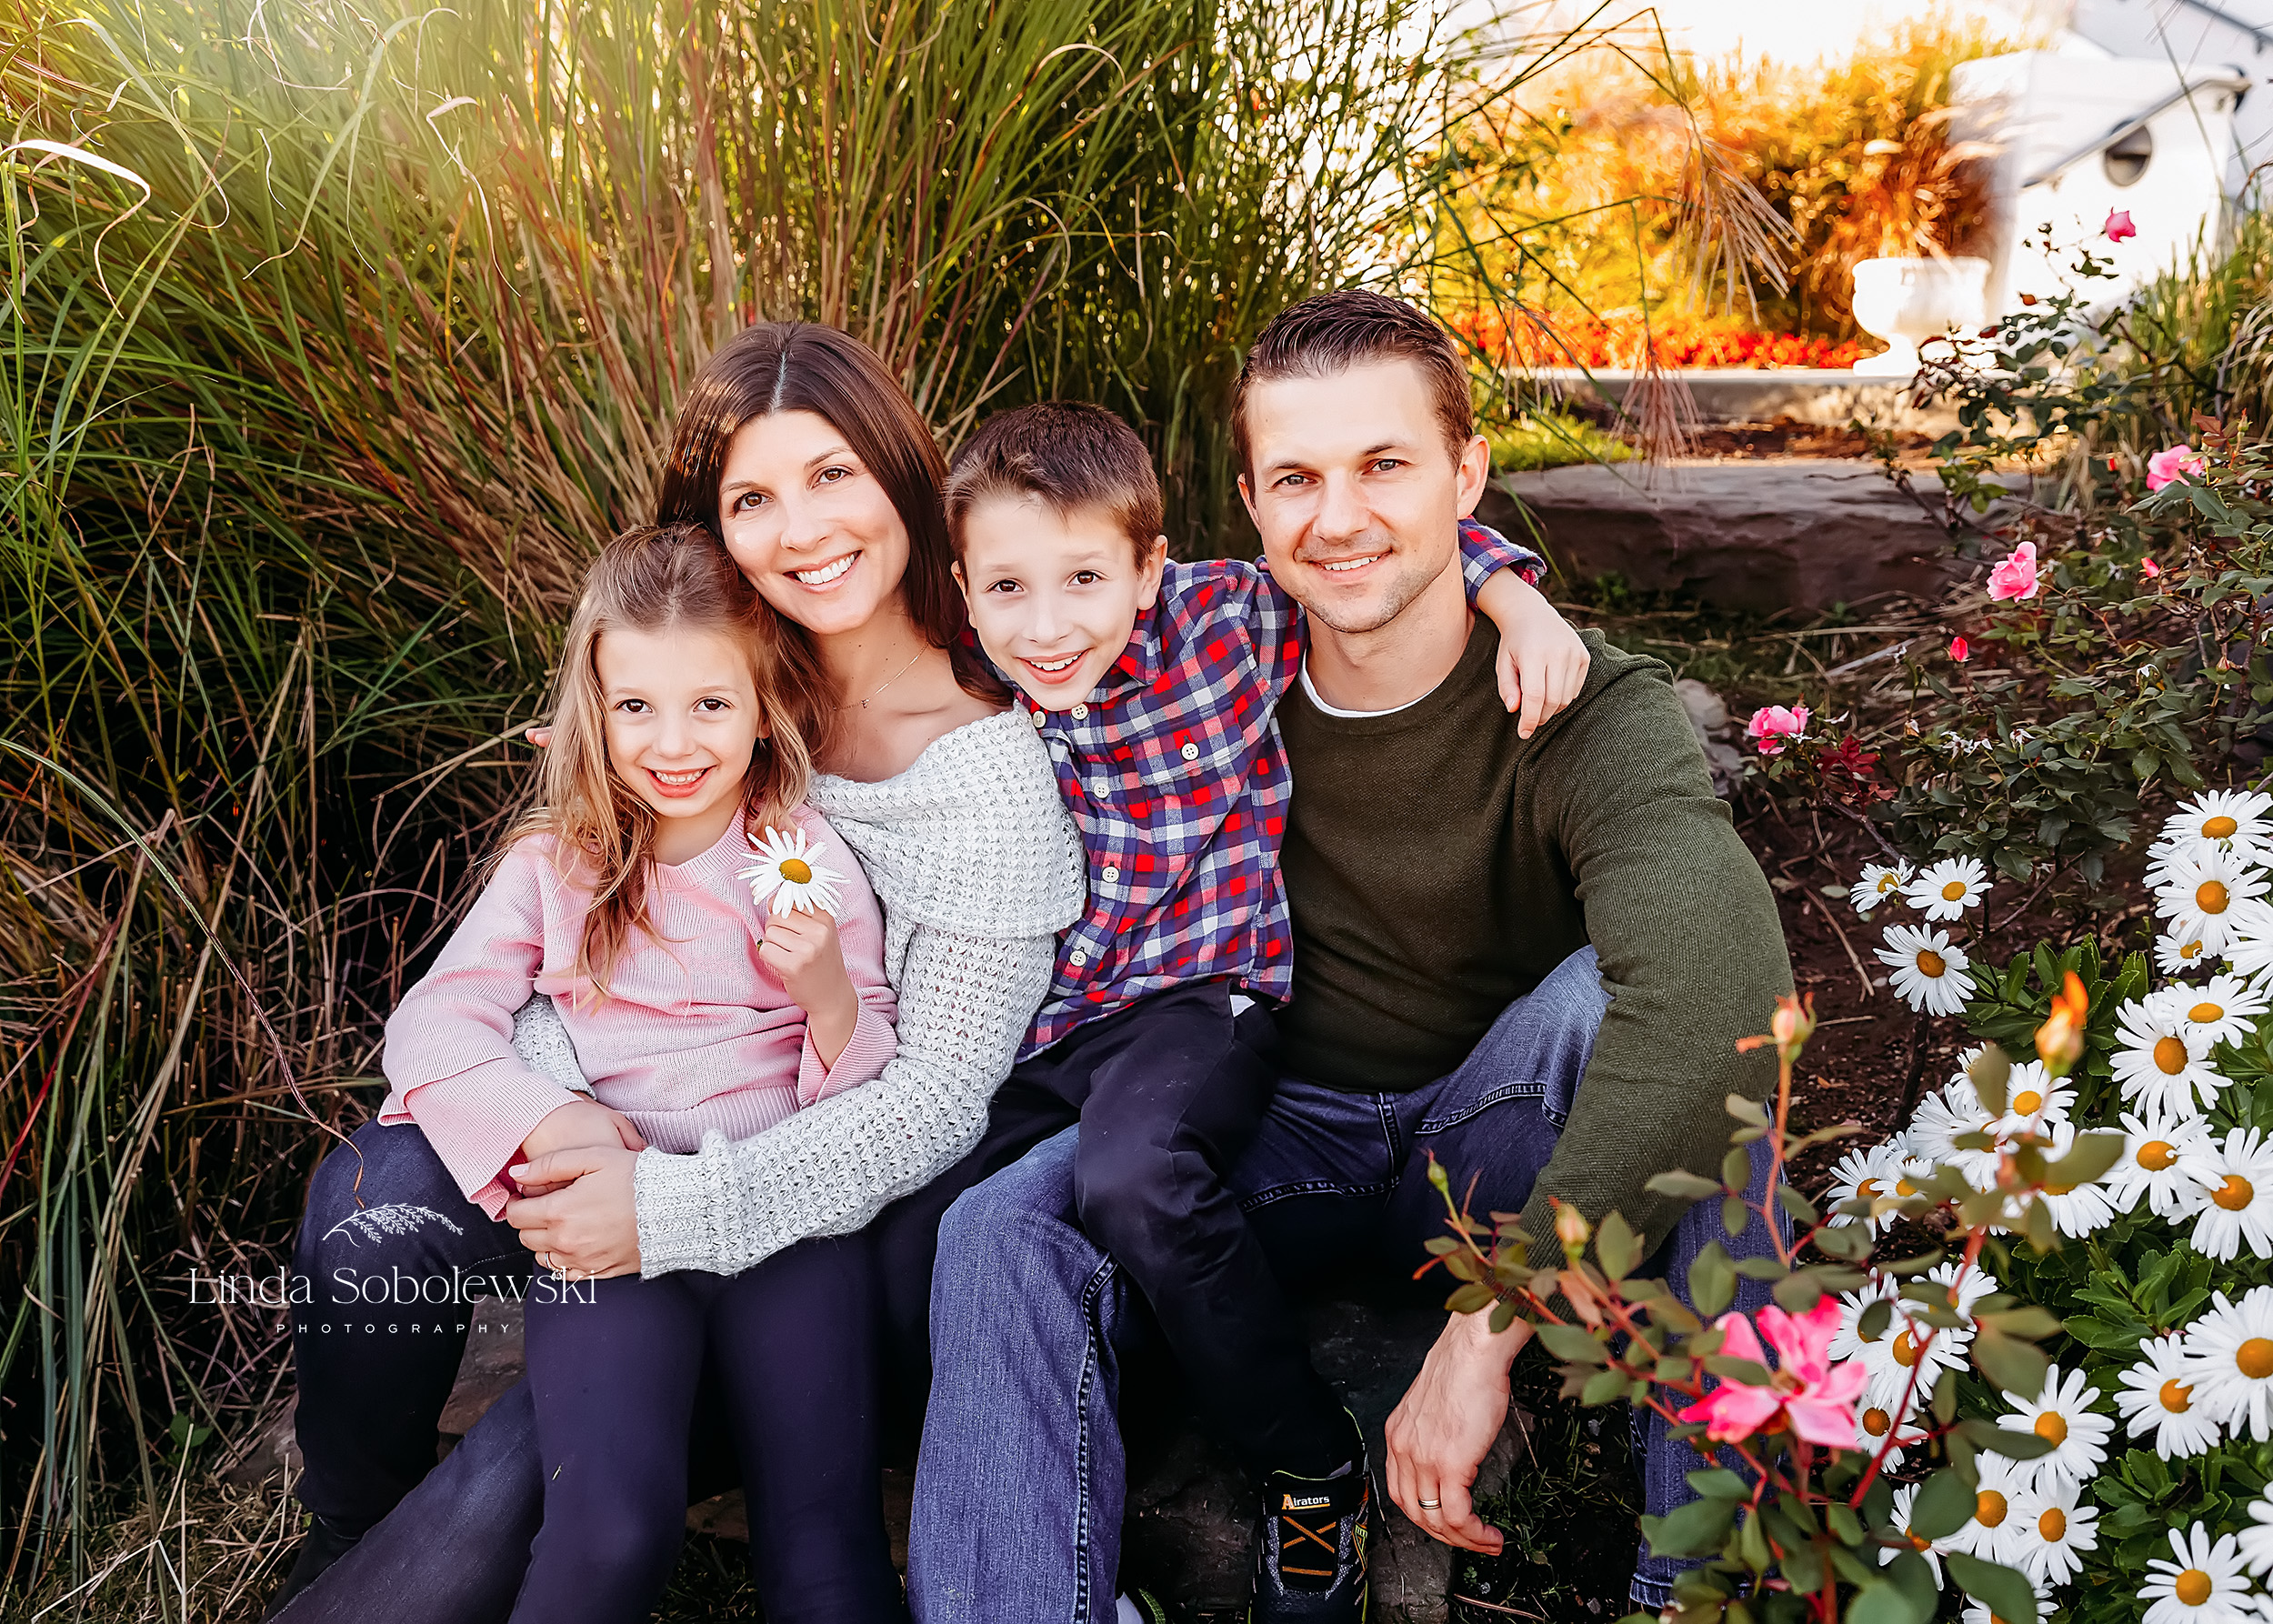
[
  {"left": 1230, "top": 289, "right": 1475, "bottom": 476},
  {"left": 946, "top": 401, "right": 1164, "bottom": 566}
]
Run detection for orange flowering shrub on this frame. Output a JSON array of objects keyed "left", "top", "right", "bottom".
[{"left": 1447, "top": 307, "right": 1873, "bottom": 371}]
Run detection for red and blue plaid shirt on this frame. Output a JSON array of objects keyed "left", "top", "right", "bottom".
[{"left": 1017, "top": 520, "right": 1543, "bottom": 1056}]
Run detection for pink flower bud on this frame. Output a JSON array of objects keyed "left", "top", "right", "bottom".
[
  {"left": 2141, "top": 556, "right": 2161, "bottom": 578},
  {"left": 1950, "top": 636, "right": 1969, "bottom": 663},
  {"left": 1986, "top": 541, "right": 2039, "bottom": 602},
  {"left": 2104, "top": 209, "right": 2137, "bottom": 242}
]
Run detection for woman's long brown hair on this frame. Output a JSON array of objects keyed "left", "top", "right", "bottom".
[
  {"left": 655, "top": 321, "right": 1000, "bottom": 761},
  {"left": 510, "top": 523, "right": 813, "bottom": 995}
]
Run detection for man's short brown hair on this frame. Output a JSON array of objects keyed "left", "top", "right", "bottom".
[
  {"left": 946, "top": 401, "right": 1164, "bottom": 566},
  {"left": 1230, "top": 290, "right": 1475, "bottom": 475}
]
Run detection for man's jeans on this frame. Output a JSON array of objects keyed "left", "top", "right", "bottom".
[{"left": 908, "top": 947, "right": 1779, "bottom": 1622}]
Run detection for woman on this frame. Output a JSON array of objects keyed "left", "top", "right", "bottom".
[{"left": 269, "top": 324, "right": 1085, "bottom": 1622}]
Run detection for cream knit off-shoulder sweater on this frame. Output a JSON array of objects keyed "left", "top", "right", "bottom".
[{"left": 514, "top": 708, "right": 1085, "bottom": 1278}]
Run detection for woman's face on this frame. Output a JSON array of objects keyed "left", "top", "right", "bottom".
[{"left": 716, "top": 409, "right": 910, "bottom": 639}]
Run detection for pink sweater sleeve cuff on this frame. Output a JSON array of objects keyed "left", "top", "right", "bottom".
[
  {"left": 386, "top": 1058, "right": 584, "bottom": 1212},
  {"left": 795, "top": 1005, "right": 897, "bottom": 1108}
]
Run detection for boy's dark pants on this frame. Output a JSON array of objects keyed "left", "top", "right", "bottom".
[{"left": 976, "top": 978, "right": 1355, "bottom": 1478}]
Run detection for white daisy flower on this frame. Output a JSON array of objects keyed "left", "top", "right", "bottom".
[
  {"left": 2165, "top": 790, "right": 2273, "bottom": 863},
  {"left": 2007, "top": 1476, "right": 2099, "bottom": 1586},
  {"left": 1909, "top": 1082, "right": 1998, "bottom": 1184},
  {"left": 1858, "top": 1260, "right": 1995, "bottom": 1397},
  {"left": 738, "top": 827, "right": 846, "bottom": 917},
  {"left": 1879, "top": 1482, "right": 1945, "bottom": 1584},
  {"left": 2190, "top": 1128, "right": 2273, "bottom": 1263},
  {"left": 1829, "top": 1277, "right": 1899, "bottom": 1364},
  {"left": 2036, "top": 1121, "right": 2119, "bottom": 1239},
  {"left": 2158, "top": 928, "right": 2221, "bottom": 977},
  {"left": 1941, "top": 1455, "right": 2028, "bottom": 1562},
  {"left": 2224, "top": 897, "right": 2273, "bottom": 981},
  {"left": 1878, "top": 923, "right": 1976, "bottom": 1017},
  {"left": 1824, "top": 1139, "right": 1907, "bottom": 1229},
  {"left": 2116, "top": 1333, "right": 2222, "bottom": 1459},
  {"left": 2156, "top": 847, "right": 2268, "bottom": 954},
  {"left": 1990, "top": 1059, "right": 2073, "bottom": 1138},
  {"left": 2144, "top": 1525, "right": 2257, "bottom": 1624},
  {"left": 2181, "top": 1286, "right": 2273, "bottom": 1441},
  {"left": 1854, "top": 1388, "right": 1930, "bottom": 1471},
  {"left": 1851, "top": 860, "right": 1915, "bottom": 917},
  {"left": 1906, "top": 855, "right": 1993, "bottom": 922},
  {"left": 2112, "top": 997, "right": 2228, "bottom": 1115},
  {"left": 1960, "top": 1585, "right": 2053, "bottom": 1624},
  {"left": 2238, "top": 1491, "right": 2273, "bottom": 1577},
  {"left": 2106, "top": 1109, "right": 2217, "bottom": 1219},
  {"left": 1998, "top": 1363, "right": 2113, "bottom": 1489},
  {"left": 2155, "top": 974, "right": 2271, "bottom": 1051}
]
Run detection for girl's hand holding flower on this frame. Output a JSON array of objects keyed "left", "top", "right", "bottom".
[{"left": 762, "top": 906, "right": 858, "bottom": 1068}]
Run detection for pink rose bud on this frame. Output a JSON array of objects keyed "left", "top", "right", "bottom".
[
  {"left": 2146, "top": 444, "right": 2208, "bottom": 491},
  {"left": 2141, "top": 556, "right": 2162, "bottom": 578},
  {"left": 1986, "top": 541, "right": 2039, "bottom": 602},
  {"left": 1745, "top": 704, "right": 1809, "bottom": 756},
  {"left": 1950, "top": 636, "right": 1969, "bottom": 662},
  {"left": 2105, "top": 209, "right": 2137, "bottom": 242}
]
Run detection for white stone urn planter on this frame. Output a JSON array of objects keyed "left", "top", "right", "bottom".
[{"left": 1849, "top": 256, "right": 1991, "bottom": 376}]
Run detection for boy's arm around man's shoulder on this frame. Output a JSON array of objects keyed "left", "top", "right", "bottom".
[{"left": 1513, "top": 637, "right": 1794, "bottom": 1264}]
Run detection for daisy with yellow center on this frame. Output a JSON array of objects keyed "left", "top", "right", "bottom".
[
  {"left": 1877, "top": 923, "right": 1975, "bottom": 1018},
  {"left": 2105, "top": 1108, "right": 2216, "bottom": 1220},
  {"left": 2155, "top": 847, "right": 2268, "bottom": 954},
  {"left": 1823, "top": 1138, "right": 1907, "bottom": 1231},
  {"left": 2157, "top": 929, "right": 2219, "bottom": 977},
  {"left": 1907, "top": 1078, "right": 1997, "bottom": 1186},
  {"left": 1905, "top": 855, "right": 1992, "bottom": 922},
  {"left": 2188, "top": 1128, "right": 2273, "bottom": 1263},
  {"left": 1849, "top": 860, "right": 1914, "bottom": 917},
  {"left": 739, "top": 827, "right": 846, "bottom": 917},
  {"left": 2111, "top": 997, "right": 2227, "bottom": 1116},
  {"left": 2238, "top": 1490, "right": 2273, "bottom": 1579},
  {"left": 2179, "top": 1286, "right": 2273, "bottom": 1441},
  {"left": 1940, "top": 1456, "right": 2026, "bottom": 1562},
  {"left": 2166, "top": 789, "right": 2273, "bottom": 864},
  {"left": 2220, "top": 897, "right": 2273, "bottom": 982},
  {"left": 2007, "top": 1477, "right": 2099, "bottom": 1585},
  {"left": 1877, "top": 1482, "right": 1945, "bottom": 1583},
  {"left": 1854, "top": 1260, "right": 1994, "bottom": 1397},
  {"left": 1988, "top": 1058, "right": 2072, "bottom": 1138},
  {"left": 2116, "top": 1332, "right": 2220, "bottom": 1459},
  {"left": 2143, "top": 1525, "right": 2256, "bottom": 1624},
  {"left": 1851, "top": 1385, "right": 1929, "bottom": 1470},
  {"left": 2155, "top": 974, "right": 2271, "bottom": 1052},
  {"left": 1998, "top": 1363, "right": 2113, "bottom": 1490},
  {"left": 2028, "top": 1120, "right": 2118, "bottom": 1239}
]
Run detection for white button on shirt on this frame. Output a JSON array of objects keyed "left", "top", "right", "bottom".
[
  {"left": 1029, "top": 709, "right": 1044, "bottom": 727},
  {"left": 1071, "top": 704, "right": 1088, "bottom": 719},
  {"left": 1068, "top": 949, "right": 1087, "bottom": 967},
  {"left": 1102, "top": 866, "right": 1119, "bottom": 883},
  {"left": 1091, "top": 779, "right": 1110, "bottom": 797},
  {"left": 1180, "top": 742, "right": 1199, "bottom": 761}
]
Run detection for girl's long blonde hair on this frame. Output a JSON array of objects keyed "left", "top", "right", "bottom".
[{"left": 511, "top": 523, "right": 816, "bottom": 991}]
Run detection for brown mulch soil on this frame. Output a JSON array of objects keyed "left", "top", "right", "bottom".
[{"left": 1674, "top": 415, "right": 1938, "bottom": 464}]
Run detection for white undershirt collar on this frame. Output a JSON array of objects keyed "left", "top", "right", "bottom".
[{"left": 1297, "top": 659, "right": 1427, "bottom": 719}]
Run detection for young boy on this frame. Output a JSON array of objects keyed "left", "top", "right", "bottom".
[{"left": 943, "top": 398, "right": 1586, "bottom": 1620}]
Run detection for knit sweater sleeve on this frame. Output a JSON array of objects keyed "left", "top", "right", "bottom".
[
  {"left": 1514, "top": 660, "right": 1793, "bottom": 1263},
  {"left": 631, "top": 711, "right": 1085, "bottom": 1276}
]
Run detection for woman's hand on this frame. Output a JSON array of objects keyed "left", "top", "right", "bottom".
[
  {"left": 505, "top": 1144, "right": 643, "bottom": 1278},
  {"left": 762, "top": 905, "right": 859, "bottom": 1068}
]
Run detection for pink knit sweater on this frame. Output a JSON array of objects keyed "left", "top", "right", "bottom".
[{"left": 379, "top": 807, "right": 896, "bottom": 1218}]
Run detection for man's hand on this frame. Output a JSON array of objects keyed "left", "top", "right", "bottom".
[
  {"left": 516, "top": 1098, "right": 646, "bottom": 1177},
  {"left": 1475, "top": 571, "right": 1588, "bottom": 738},
  {"left": 505, "top": 1144, "right": 642, "bottom": 1278},
  {"left": 1384, "top": 1308, "right": 1534, "bottom": 1553}
]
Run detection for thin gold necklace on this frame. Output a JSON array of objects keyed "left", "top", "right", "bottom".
[{"left": 837, "top": 646, "right": 926, "bottom": 711}]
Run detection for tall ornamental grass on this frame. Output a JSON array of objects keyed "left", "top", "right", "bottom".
[{"left": 0, "top": 0, "right": 1774, "bottom": 1607}]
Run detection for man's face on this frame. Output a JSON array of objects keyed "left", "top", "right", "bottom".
[{"left": 1237, "top": 360, "right": 1491, "bottom": 634}]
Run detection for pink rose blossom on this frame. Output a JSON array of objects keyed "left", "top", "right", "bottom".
[
  {"left": 2146, "top": 444, "right": 2207, "bottom": 492},
  {"left": 1950, "top": 636, "right": 1969, "bottom": 663},
  {"left": 1746, "top": 704, "right": 1808, "bottom": 755},
  {"left": 2105, "top": 209, "right": 2137, "bottom": 242},
  {"left": 1986, "top": 541, "right": 2039, "bottom": 602},
  {"left": 2141, "top": 556, "right": 2161, "bottom": 578},
  {"left": 1676, "top": 1298, "right": 1867, "bottom": 1448}
]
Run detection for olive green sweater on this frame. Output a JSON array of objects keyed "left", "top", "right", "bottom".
[{"left": 1276, "top": 621, "right": 1793, "bottom": 1261}]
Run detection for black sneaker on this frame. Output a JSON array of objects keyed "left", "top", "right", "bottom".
[
  {"left": 1250, "top": 1463, "right": 1370, "bottom": 1621},
  {"left": 257, "top": 1515, "right": 361, "bottom": 1621}
]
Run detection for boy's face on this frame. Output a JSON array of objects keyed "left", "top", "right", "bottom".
[{"left": 955, "top": 496, "right": 1167, "bottom": 711}]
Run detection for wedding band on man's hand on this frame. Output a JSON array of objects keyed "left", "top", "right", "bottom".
[{"left": 1417, "top": 1498, "right": 1441, "bottom": 1510}]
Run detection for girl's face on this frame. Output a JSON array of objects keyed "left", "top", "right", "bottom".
[
  {"left": 596, "top": 623, "right": 765, "bottom": 863},
  {"left": 716, "top": 409, "right": 910, "bottom": 641}
]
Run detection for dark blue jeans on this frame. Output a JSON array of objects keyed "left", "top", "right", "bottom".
[{"left": 907, "top": 947, "right": 1780, "bottom": 1622}]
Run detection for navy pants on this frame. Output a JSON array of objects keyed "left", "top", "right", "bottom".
[{"left": 281, "top": 1121, "right": 904, "bottom": 1624}]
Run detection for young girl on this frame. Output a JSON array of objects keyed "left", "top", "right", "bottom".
[{"left": 377, "top": 524, "right": 909, "bottom": 1623}]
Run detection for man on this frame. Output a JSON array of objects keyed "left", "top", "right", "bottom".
[{"left": 905, "top": 290, "right": 1794, "bottom": 1623}]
